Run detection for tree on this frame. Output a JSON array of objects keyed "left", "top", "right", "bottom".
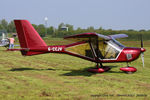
[
  {"left": 32, "top": 24, "right": 38, "bottom": 30},
  {"left": 87, "top": 26, "right": 94, "bottom": 32},
  {"left": 0, "top": 24, "right": 4, "bottom": 30},
  {"left": 139, "top": 29, "right": 146, "bottom": 32},
  {"left": 98, "top": 27, "right": 103, "bottom": 30},
  {"left": 47, "top": 26, "right": 54, "bottom": 35},
  {"left": 66, "top": 24, "right": 74, "bottom": 31},
  {"left": 7, "top": 21, "right": 16, "bottom": 33},
  {"left": 58, "top": 23, "right": 65, "bottom": 31},
  {"left": 128, "top": 29, "right": 135, "bottom": 31},
  {"left": 37, "top": 24, "right": 45, "bottom": 37},
  {"left": 76, "top": 27, "right": 85, "bottom": 34},
  {"left": 0, "top": 19, "right": 8, "bottom": 30}
]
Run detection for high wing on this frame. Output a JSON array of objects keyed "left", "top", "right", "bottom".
[
  {"left": 64, "top": 33, "right": 110, "bottom": 42},
  {"left": 109, "top": 34, "right": 128, "bottom": 39},
  {"left": 64, "top": 33, "right": 128, "bottom": 42}
]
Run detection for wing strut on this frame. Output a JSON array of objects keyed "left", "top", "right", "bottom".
[
  {"left": 89, "top": 40, "right": 97, "bottom": 58},
  {"left": 89, "top": 38, "right": 103, "bottom": 68},
  {"left": 96, "top": 37, "right": 103, "bottom": 67}
]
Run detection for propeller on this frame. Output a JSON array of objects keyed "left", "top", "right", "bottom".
[
  {"left": 141, "top": 52, "right": 144, "bottom": 67},
  {"left": 140, "top": 34, "right": 145, "bottom": 67}
]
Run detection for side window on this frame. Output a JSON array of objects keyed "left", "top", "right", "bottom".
[
  {"left": 65, "top": 42, "right": 94, "bottom": 59},
  {"left": 90, "top": 39, "right": 104, "bottom": 59},
  {"left": 99, "top": 40, "right": 120, "bottom": 59},
  {"left": 104, "top": 44, "right": 119, "bottom": 59},
  {"left": 98, "top": 40, "right": 107, "bottom": 57}
]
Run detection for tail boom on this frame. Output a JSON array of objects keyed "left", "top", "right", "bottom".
[{"left": 9, "top": 45, "right": 66, "bottom": 56}]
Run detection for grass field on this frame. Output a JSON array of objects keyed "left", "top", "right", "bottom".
[{"left": 0, "top": 38, "right": 150, "bottom": 100}]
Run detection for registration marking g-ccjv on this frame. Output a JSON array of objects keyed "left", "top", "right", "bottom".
[{"left": 48, "top": 47, "right": 62, "bottom": 51}]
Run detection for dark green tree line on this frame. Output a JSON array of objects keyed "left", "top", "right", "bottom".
[{"left": 0, "top": 19, "right": 150, "bottom": 40}]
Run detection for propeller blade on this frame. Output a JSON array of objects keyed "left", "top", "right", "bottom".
[
  {"left": 140, "top": 34, "right": 145, "bottom": 67},
  {"left": 141, "top": 52, "right": 144, "bottom": 67},
  {"left": 140, "top": 34, "right": 143, "bottom": 48}
]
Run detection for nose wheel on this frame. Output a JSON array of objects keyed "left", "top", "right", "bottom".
[{"left": 120, "top": 63, "right": 137, "bottom": 74}]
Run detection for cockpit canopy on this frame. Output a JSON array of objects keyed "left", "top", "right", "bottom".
[
  {"left": 66, "top": 38, "right": 125, "bottom": 60},
  {"left": 65, "top": 33, "right": 127, "bottom": 60}
]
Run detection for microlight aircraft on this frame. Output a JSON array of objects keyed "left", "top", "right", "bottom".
[
  {"left": 10, "top": 20, "right": 146, "bottom": 73},
  {"left": 0, "top": 32, "right": 9, "bottom": 47}
]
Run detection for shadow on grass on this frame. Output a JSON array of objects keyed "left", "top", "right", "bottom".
[
  {"left": 61, "top": 66, "right": 123, "bottom": 77},
  {"left": 106, "top": 71, "right": 125, "bottom": 74},
  {"left": 10, "top": 66, "right": 124, "bottom": 76},
  {"left": 10, "top": 68, "right": 55, "bottom": 71},
  {"left": 61, "top": 67, "right": 96, "bottom": 77}
]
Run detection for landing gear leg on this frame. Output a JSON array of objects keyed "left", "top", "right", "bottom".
[
  {"left": 96, "top": 63, "right": 99, "bottom": 69},
  {"left": 127, "top": 62, "right": 129, "bottom": 67},
  {"left": 99, "top": 63, "right": 103, "bottom": 68}
]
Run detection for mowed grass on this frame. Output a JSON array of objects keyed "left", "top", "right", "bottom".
[{"left": 0, "top": 38, "right": 150, "bottom": 100}]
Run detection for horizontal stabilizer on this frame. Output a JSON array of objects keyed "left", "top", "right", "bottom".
[
  {"left": 7, "top": 48, "right": 29, "bottom": 51},
  {"left": 7, "top": 48, "right": 47, "bottom": 56}
]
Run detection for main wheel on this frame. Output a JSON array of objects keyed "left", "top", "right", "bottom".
[{"left": 88, "top": 66, "right": 111, "bottom": 73}]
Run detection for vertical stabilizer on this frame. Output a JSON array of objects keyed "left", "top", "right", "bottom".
[
  {"left": 14, "top": 20, "right": 47, "bottom": 48},
  {"left": 14, "top": 20, "right": 47, "bottom": 56}
]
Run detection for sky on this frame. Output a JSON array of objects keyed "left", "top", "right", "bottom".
[{"left": 0, "top": 0, "right": 150, "bottom": 30}]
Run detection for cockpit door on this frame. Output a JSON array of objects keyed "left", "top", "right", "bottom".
[{"left": 98, "top": 39, "right": 124, "bottom": 60}]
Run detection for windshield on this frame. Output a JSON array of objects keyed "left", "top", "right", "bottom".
[
  {"left": 111, "top": 38, "right": 125, "bottom": 49},
  {"left": 98, "top": 39, "right": 124, "bottom": 59}
]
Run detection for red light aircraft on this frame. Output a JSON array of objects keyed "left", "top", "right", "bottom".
[{"left": 10, "top": 20, "right": 146, "bottom": 73}]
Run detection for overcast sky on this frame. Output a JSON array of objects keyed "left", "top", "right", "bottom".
[{"left": 0, "top": 0, "right": 150, "bottom": 30}]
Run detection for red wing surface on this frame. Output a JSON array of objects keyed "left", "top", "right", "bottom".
[{"left": 64, "top": 32, "right": 109, "bottom": 42}]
